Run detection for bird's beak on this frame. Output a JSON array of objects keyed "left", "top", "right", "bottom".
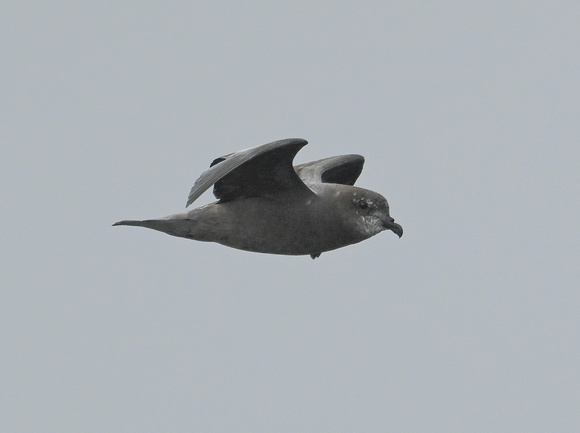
[{"left": 383, "top": 218, "right": 403, "bottom": 238}]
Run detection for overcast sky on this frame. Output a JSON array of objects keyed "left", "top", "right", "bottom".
[{"left": 2, "top": 2, "right": 579, "bottom": 432}]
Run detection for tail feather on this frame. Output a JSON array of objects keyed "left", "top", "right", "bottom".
[
  {"left": 112, "top": 219, "right": 166, "bottom": 230},
  {"left": 112, "top": 220, "right": 147, "bottom": 227},
  {"left": 112, "top": 217, "right": 193, "bottom": 238}
]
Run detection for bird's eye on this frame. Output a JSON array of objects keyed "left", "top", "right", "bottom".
[{"left": 358, "top": 199, "right": 368, "bottom": 209}]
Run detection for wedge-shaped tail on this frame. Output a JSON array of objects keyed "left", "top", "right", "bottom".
[
  {"left": 113, "top": 219, "right": 151, "bottom": 228},
  {"left": 112, "top": 219, "right": 182, "bottom": 235}
]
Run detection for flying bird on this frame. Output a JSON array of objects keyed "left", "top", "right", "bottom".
[{"left": 113, "top": 138, "right": 402, "bottom": 258}]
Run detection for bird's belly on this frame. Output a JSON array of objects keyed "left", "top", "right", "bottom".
[{"left": 197, "top": 199, "right": 359, "bottom": 256}]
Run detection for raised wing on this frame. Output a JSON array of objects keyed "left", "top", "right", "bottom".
[
  {"left": 186, "top": 138, "right": 313, "bottom": 207},
  {"left": 294, "top": 154, "right": 365, "bottom": 186}
]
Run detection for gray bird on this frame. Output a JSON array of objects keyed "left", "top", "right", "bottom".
[{"left": 113, "top": 138, "right": 402, "bottom": 258}]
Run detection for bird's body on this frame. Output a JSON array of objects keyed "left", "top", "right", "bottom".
[{"left": 114, "top": 139, "right": 402, "bottom": 258}]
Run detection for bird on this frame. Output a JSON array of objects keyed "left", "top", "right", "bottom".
[{"left": 113, "top": 138, "right": 402, "bottom": 259}]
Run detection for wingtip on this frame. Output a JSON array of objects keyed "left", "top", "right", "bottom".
[
  {"left": 277, "top": 137, "right": 308, "bottom": 147},
  {"left": 293, "top": 138, "right": 308, "bottom": 146}
]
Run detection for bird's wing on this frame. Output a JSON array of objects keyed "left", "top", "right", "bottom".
[
  {"left": 294, "top": 154, "right": 365, "bottom": 186},
  {"left": 186, "top": 138, "right": 314, "bottom": 207}
]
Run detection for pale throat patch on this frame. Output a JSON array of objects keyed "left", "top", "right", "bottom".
[{"left": 357, "top": 215, "right": 384, "bottom": 236}]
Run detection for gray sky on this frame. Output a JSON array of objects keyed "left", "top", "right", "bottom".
[{"left": 2, "top": 2, "right": 579, "bottom": 432}]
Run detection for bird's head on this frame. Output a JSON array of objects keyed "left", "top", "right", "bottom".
[{"left": 345, "top": 187, "right": 403, "bottom": 239}]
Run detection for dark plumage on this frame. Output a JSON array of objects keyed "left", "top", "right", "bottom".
[{"left": 113, "top": 138, "right": 402, "bottom": 258}]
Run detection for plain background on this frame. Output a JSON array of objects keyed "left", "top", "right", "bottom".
[{"left": 2, "top": 2, "right": 579, "bottom": 432}]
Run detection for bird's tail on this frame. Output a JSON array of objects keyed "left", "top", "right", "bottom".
[
  {"left": 112, "top": 215, "right": 198, "bottom": 239},
  {"left": 113, "top": 219, "right": 149, "bottom": 227},
  {"left": 112, "top": 219, "right": 175, "bottom": 232}
]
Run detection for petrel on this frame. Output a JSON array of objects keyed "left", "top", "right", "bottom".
[{"left": 113, "top": 138, "right": 402, "bottom": 258}]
